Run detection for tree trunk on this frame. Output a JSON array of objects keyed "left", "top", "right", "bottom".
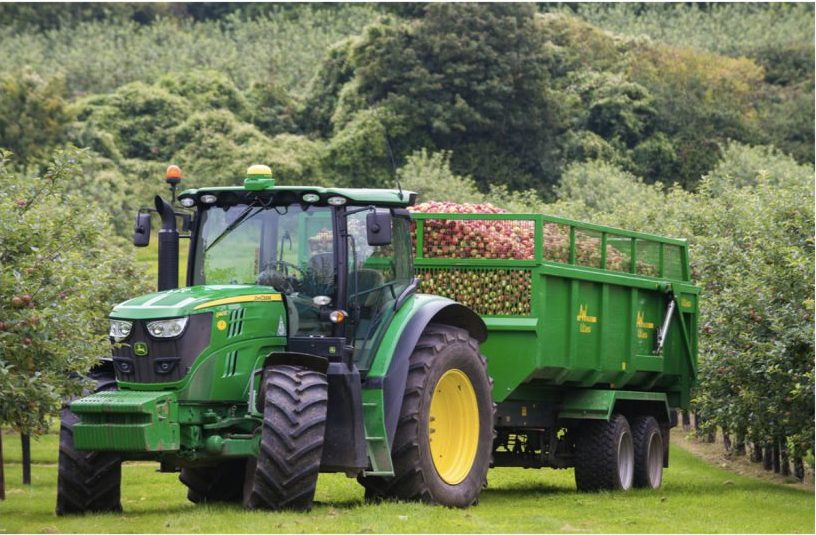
[
  {"left": 21, "top": 433, "right": 31, "bottom": 485},
  {"left": 682, "top": 410, "right": 691, "bottom": 432},
  {"left": 706, "top": 427, "right": 716, "bottom": 443},
  {"left": 780, "top": 440, "right": 790, "bottom": 477},
  {"left": 735, "top": 432, "right": 746, "bottom": 456},
  {"left": 763, "top": 444, "right": 773, "bottom": 471},
  {"left": 0, "top": 429, "right": 5, "bottom": 501},
  {"left": 793, "top": 456, "right": 805, "bottom": 482},
  {"left": 722, "top": 429, "right": 732, "bottom": 452},
  {"left": 772, "top": 441, "right": 781, "bottom": 473},
  {"left": 751, "top": 442, "right": 763, "bottom": 463}
]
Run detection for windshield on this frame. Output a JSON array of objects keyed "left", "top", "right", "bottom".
[{"left": 192, "top": 204, "right": 335, "bottom": 335}]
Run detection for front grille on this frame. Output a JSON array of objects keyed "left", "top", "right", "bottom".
[{"left": 111, "top": 313, "right": 212, "bottom": 383}]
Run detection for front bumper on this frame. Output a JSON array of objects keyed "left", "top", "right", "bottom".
[{"left": 71, "top": 390, "right": 180, "bottom": 452}]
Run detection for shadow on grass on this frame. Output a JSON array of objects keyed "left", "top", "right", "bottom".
[{"left": 482, "top": 483, "right": 575, "bottom": 498}]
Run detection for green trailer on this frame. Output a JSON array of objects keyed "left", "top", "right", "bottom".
[
  {"left": 56, "top": 165, "right": 698, "bottom": 515},
  {"left": 410, "top": 211, "right": 698, "bottom": 485}
]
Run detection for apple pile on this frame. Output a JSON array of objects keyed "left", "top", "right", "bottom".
[
  {"left": 410, "top": 201, "right": 657, "bottom": 273},
  {"left": 410, "top": 201, "right": 535, "bottom": 260},
  {"left": 416, "top": 267, "right": 532, "bottom": 316}
]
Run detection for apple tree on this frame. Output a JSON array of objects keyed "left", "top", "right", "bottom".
[{"left": 0, "top": 148, "right": 147, "bottom": 436}]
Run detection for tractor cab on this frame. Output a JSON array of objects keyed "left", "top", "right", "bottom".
[{"left": 137, "top": 165, "right": 418, "bottom": 372}]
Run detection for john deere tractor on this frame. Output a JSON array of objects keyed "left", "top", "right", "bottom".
[{"left": 56, "top": 165, "right": 493, "bottom": 514}]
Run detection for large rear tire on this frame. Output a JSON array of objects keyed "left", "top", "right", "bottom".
[
  {"left": 574, "top": 413, "right": 634, "bottom": 492},
  {"left": 56, "top": 371, "right": 123, "bottom": 515},
  {"left": 243, "top": 365, "right": 327, "bottom": 511},
  {"left": 358, "top": 324, "right": 493, "bottom": 507},
  {"left": 631, "top": 416, "right": 664, "bottom": 489},
  {"left": 179, "top": 460, "right": 247, "bottom": 503}
]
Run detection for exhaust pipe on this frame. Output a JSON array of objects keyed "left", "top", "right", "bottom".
[{"left": 154, "top": 195, "right": 179, "bottom": 291}]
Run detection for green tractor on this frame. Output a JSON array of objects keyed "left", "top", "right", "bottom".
[{"left": 56, "top": 165, "right": 494, "bottom": 514}]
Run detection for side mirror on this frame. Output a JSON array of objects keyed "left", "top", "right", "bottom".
[
  {"left": 133, "top": 212, "right": 151, "bottom": 247},
  {"left": 366, "top": 208, "right": 392, "bottom": 246}
]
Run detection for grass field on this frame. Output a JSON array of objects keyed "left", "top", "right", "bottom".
[{"left": 0, "top": 430, "right": 812, "bottom": 534}]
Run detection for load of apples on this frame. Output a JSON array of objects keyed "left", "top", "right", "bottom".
[
  {"left": 410, "top": 201, "right": 649, "bottom": 272},
  {"left": 416, "top": 267, "right": 532, "bottom": 316},
  {"left": 409, "top": 201, "right": 536, "bottom": 260}
]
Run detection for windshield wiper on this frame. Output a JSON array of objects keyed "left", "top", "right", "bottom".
[{"left": 205, "top": 203, "right": 264, "bottom": 252}]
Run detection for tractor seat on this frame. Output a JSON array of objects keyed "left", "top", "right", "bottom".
[{"left": 308, "top": 252, "right": 335, "bottom": 288}]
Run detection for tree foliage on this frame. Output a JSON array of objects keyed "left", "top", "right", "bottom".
[
  {"left": 0, "top": 149, "right": 148, "bottom": 434},
  {"left": 0, "top": 70, "right": 73, "bottom": 164},
  {"left": 306, "top": 4, "right": 560, "bottom": 191}
]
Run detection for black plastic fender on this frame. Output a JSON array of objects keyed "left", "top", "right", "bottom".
[
  {"left": 262, "top": 352, "right": 330, "bottom": 374},
  {"left": 365, "top": 300, "right": 487, "bottom": 445}
]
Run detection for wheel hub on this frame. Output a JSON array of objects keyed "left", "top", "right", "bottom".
[{"left": 428, "top": 368, "right": 479, "bottom": 485}]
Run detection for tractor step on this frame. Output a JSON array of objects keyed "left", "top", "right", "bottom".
[{"left": 361, "top": 392, "right": 394, "bottom": 476}]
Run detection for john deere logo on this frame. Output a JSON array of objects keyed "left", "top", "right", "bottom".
[{"left": 133, "top": 342, "right": 148, "bottom": 356}]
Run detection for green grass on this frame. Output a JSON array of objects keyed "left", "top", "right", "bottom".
[{"left": 1, "top": 430, "right": 812, "bottom": 533}]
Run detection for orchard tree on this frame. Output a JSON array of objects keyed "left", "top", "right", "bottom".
[{"left": 0, "top": 148, "right": 147, "bottom": 445}]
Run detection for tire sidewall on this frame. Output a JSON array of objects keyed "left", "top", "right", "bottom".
[
  {"left": 613, "top": 415, "right": 634, "bottom": 490},
  {"left": 416, "top": 341, "right": 493, "bottom": 506},
  {"left": 645, "top": 427, "right": 664, "bottom": 488},
  {"left": 633, "top": 416, "right": 664, "bottom": 489}
]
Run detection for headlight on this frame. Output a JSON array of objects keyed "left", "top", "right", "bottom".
[
  {"left": 109, "top": 320, "right": 133, "bottom": 342},
  {"left": 146, "top": 317, "right": 188, "bottom": 338}
]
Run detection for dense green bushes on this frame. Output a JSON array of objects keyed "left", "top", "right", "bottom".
[
  {"left": 0, "top": 70, "right": 73, "bottom": 164},
  {"left": 0, "top": 149, "right": 148, "bottom": 434},
  {"left": 570, "top": 3, "right": 815, "bottom": 164},
  {"left": 0, "top": 5, "right": 378, "bottom": 96}
]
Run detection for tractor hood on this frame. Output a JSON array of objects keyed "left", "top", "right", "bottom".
[{"left": 110, "top": 285, "right": 282, "bottom": 320}]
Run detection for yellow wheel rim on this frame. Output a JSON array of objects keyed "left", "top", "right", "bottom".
[{"left": 428, "top": 368, "right": 480, "bottom": 485}]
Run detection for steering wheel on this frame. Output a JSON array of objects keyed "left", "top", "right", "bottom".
[
  {"left": 257, "top": 261, "right": 305, "bottom": 294},
  {"left": 273, "top": 260, "right": 306, "bottom": 279}
]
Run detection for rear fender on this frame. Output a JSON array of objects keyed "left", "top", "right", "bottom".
[{"left": 365, "top": 294, "right": 486, "bottom": 444}]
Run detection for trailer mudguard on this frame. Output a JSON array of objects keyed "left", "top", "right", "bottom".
[
  {"left": 364, "top": 293, "right": 486, "bottom": 446},
  {"left": 559, "top": 389, "right": 671, "bottom": 424}
]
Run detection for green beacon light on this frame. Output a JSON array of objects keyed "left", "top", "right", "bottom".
[{"left": 243, "top": 164, "right": 275, "bottom": 191}]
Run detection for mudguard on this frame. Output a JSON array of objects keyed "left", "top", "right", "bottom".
[{"left": 364, "top": 293, "right": 486, "bottom": 445}]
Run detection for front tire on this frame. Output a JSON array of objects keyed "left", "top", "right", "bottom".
[
  {"left": 575, "top": 413, "right": 634, "bottom": 492},
  {"left": 358, "top": 324, "right": 493, "bottom": 507},
  {"left": 243, "top": 365, "right": 327, "bottom": 511},
  {"left": 56, "top": 371, "right": 123, "bottom": 516}
]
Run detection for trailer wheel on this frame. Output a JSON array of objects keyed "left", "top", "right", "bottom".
[
  {"left": 631, "top": 416, "right": 663, "bottom": 489},
  {"left": 243, "top": 365, "right": 327, "bottom": 511},
  {"left": 574, "top": 413, "right": 634, "bottom": 492},
  {"left": 359, "top": 324, "right": 493, "bottom": 507},
  {"left": 56, "top": 371, "right": 123, "bottom": 515},
  {"left": 179, "top": 460, "right": 247, "bottom": 503}
]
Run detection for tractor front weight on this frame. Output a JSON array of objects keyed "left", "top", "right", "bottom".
[{"left": 71, "top": 390, "right": 261, "bottom": 462}]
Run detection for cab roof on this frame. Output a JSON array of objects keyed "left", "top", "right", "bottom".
[{"left": 178, "top": 185, "right": 417, "bottom": 208}]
